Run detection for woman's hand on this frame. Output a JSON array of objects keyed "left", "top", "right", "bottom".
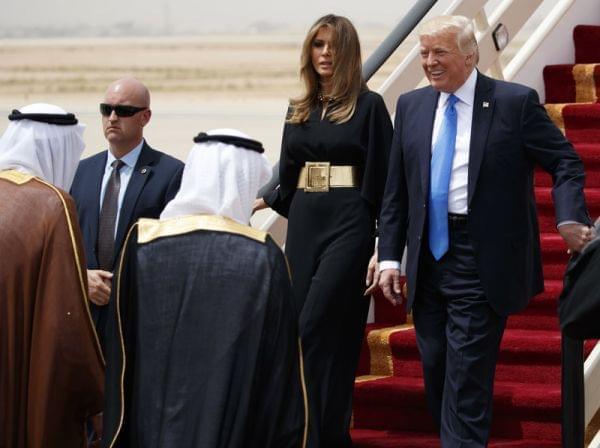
[
  {"left": 364, "top": 250, "right": 380, "bottom": 296},
  {"left": 252, "top": 198, "right": 268, "bottom": 214}
]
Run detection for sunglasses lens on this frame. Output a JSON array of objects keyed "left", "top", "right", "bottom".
[
  {"left": 100, "top": 104, "right": 145, "bottom": 117},
  {"left": 99, "top": 104, "right": 112, "bottom": 116},
  {"left": 114, "top": 106, "right": 135, "bottom": 117}
]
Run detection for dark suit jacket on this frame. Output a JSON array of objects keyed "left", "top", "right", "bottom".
[
  {"left": 71, "top": 141, "right": 183, "bottom": 270},
  {"left": 559, "top": 234, "right": 600, "bottom": 339},
  {"left": 378, "top": 72, "right": 590, "bottom": 316}
]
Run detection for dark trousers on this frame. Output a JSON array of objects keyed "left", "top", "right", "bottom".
[
  {"left": 561, "top": 334, "right": 585, "bottom": 448},
  {"left": 286, "top": 189, "right": 374, "bottom": 447},
  {"left": 413, "top": 219, "right": 507, "bottom": 448},
  {"left": 90, "top": 303, "right": 108, "bottom": 353}
]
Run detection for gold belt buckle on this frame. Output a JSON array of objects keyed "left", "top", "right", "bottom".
[{"left": 305, "top": 162, "right": 330, "bottom": 192}]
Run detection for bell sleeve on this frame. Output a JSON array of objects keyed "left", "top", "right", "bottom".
[
  {"left": 263, "top": 121, "right": 300, "bottom": 218},
  {"left": 360, "top": 92, "right": 393, "bottom": 218}
]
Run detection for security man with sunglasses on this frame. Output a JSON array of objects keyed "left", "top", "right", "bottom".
[{"left": 71, "top": 76, "right": 183, "bottom": 351}]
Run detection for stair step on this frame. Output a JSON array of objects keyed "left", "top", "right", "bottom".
[
  {"left": 366, "top": 279, "right": 564, "bottom": 341},
  {"left": 535, "top": 186, "right": 600, "bottom": 235},
  {"left": 545, "top": 102, "right": 600, "bottom": 143},
  {"left": 362, "top": 324, "right": 595, "bottom": 383},
  {"left": 574, "top": 25, "right": 600, "bottom": 64},
  {"left": 543, "top": 63, "right": 600, "bottom": 103},
  {"left": 351, "top": 429, "right": 561, "bottom": 448},
  {"left": 523, "top": 279, "right": 562, "bottom": 313},
  {"left": 540, "top": 232, "right": 569, "bottom": 261},
  {"left": 535, "top": 143, "right": 600, "bottom": 188},
  {"left": 564, "top": 103, "right": 600, "bottom": 144},
  {"left": 372, "top": 288, "right": 408, "bottom": 326},
  {"left": 506, "top": 314, "right": 559, "bottom": 331},
  {"left": 388, "top": 328, "right": 564, "bottom": 364},
  {"left": 353, "top": 377, "right": 562, "bottom": 440},
  {"left": 494, "top": 280, "right": 562, "bottom": 330},
  {"left": 379, "top": 328, "right": 563, "bottom": 383}
]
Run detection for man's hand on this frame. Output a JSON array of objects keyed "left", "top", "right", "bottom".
[
  {"left": 378, "top": 268, "right": 404, "bottom": 306},
  {"left": 558, "top": 223, "right": 595, "bottom": 254},
  {"left": 87, "top": 269, "right": 113, "bottom": 306},
  {"left": 364, "top": 251, "right": 380, "bottom": 296}
]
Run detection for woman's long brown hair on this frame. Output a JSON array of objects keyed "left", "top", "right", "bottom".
[{"left": 287, "top": 14, "right": 367, "bottom": 124}]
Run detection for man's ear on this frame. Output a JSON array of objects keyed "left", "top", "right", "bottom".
[
  {"left": 465, "top": 52, "right": 475, "bottom": 67},
  {"left": 141, "top": 109, "right": 152, "bottom": 127}
]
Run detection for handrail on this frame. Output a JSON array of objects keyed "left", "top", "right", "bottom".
[
  {"left": 504, "top": 0, "right": 575, "bottom": 82},
  {"left": 256, "top": 0, "right": 438, "bottom": 198},
  {"left": 362, "top": 0, "right": 438, "bottom": 80}
]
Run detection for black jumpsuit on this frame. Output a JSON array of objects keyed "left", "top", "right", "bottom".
[{"left": 265, "top": 90, "right": 393, "bottom": 447}]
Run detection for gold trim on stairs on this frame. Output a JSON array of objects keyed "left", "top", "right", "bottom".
[
  {"left": 351, "top": 324, "right": 415, "bottom": 430},
  {"left": 367, "top": 324, "right": 414, "bottom": 377},
  {"left": 573, "top": 64, "right": 598, "bottom": 103},
  {"left": 545, "top": 103, "right": 567, "bottom": 135},
  {"left": 355, "top": 374, "right": 389, "bottom": 383}
]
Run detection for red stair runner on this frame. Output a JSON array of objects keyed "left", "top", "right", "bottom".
[{"left": 352, "top": 24, "right": 600, "bottom": 447}]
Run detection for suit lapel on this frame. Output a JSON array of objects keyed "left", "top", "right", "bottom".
[
  {"left": 114, "top": 143, "right": 155, "bottom": 257},
  {"left": 88, "top": 152, "right": 107, "bottom": 266},
  {"left": 468, "top": 73, "right": 495, "bottom": 206},
  {"left": 419, "top": 88, "right": 440, "bottom": 198}
]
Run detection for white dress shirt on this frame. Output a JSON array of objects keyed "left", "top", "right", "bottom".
[
  {"left": 433, "top": 69, "right": 477, "bottom": 214},
  {"left": 99, "top": 139, "right": 144, "bottom": 238},
  {"left": 379, "top": 69, "right": 477, "bottom": 272}
]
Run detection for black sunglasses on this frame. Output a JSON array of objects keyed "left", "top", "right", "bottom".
[{"left": 99, "top": 103, "right": 147, "bottom": 117}]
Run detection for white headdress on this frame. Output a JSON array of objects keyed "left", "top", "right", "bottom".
[
  {"left": 0, "top": 103, "right": 86, "bottom": 190},
  {"left": 160, "top": 128, "right": 272, "bottom": 224}
]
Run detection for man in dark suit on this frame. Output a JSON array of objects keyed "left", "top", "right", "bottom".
[
  {"left": 71, "top": 77, "right": 183, "bottom": 347},
  {"left": 377, "top": 15, "right": 593, "bottom": 447}
]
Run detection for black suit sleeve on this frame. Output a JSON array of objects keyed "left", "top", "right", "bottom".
[
  {"left": 378, "top": 96, "right": 409, "bottom": 262},
  {"left": 520, "top": 89, "right": 590, "bottom": 225},
  {"left": 164, "top": 163, "right": 183, "bottom": 205}
]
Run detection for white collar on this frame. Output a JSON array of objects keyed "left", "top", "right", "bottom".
[
  {"left": 439, "top": 68, "right": 477, "bottom": 107},
  {"left": 107, "top": 139, "right": 144, "bottom": 169}
]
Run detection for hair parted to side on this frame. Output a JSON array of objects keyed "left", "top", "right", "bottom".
[
  {"left": 287, "top": 14, "right": 367, "bottom": 125},
  {"left": 419, "top": 15, "right": 480, "bottom": 64}
]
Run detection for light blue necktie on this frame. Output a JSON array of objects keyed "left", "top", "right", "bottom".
[{"left": 429, "top": 94, "right": 459, "bottom": 260}]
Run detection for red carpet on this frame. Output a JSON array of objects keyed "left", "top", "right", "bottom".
[
  {"left": 574, "top": 25, "right": 600, "bottom": 64},
  {"left": 352, "top": 24, "right": 600, "bottom": 447}
]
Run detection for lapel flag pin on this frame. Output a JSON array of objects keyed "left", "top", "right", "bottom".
[{"left": 482, "top": 101, "right": 490, "bottom": 108}]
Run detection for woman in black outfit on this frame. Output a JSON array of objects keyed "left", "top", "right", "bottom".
[{"left": 254, "top": 14, "right": 393, "bottom": 447}]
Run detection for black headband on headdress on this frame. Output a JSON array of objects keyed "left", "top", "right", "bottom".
[
  {"left": 193, "top": 132, "right": 265, "bottom": 153},
  {"left": 8, "top": 109, "right": 78, "bottom": 126}
]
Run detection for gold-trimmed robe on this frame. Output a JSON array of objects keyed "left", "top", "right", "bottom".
[
  {"left": 0, "top": 170, "right": 104, "bottom": 448},
  {"left": 102, "top": 215, "right": 307, "bottom": 448}
]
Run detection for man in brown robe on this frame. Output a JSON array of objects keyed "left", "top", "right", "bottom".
[{"left": 0, "top": 104, "right": 105, "bottom": 447}]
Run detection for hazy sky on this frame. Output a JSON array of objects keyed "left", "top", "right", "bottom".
[
  {"left": 1, "top": 0, "right": 422, "bottom": 36},
  {"left": 0, "top": 0, "right": 552, "bottom": 39}
]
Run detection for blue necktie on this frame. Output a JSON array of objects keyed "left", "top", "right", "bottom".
[{"left": 429, "top": 94, "right": 459, "bottom": 260}]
